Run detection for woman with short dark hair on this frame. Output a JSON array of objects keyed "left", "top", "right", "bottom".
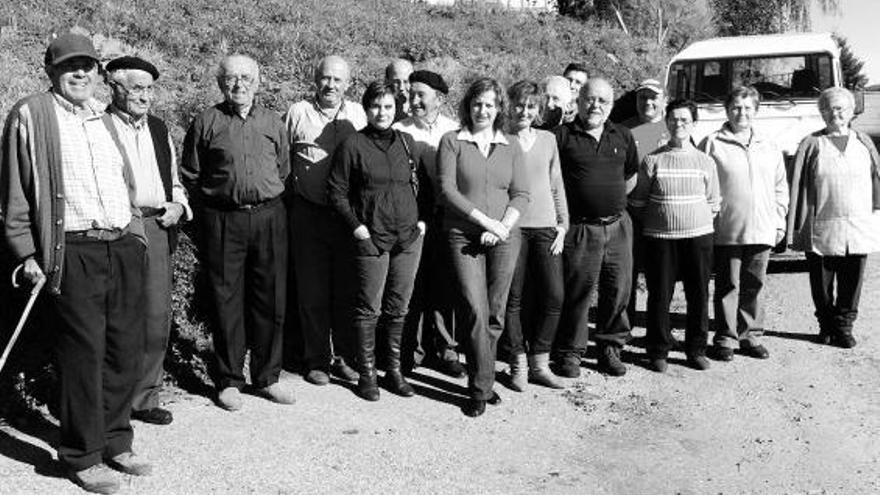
[
  {"left": 438, "top": 77, "right": 529, "bottom": 416},
  {"left": 503, "top": 80, "right": 568, "bottom": 391},
  {"left": 700, "top": 86, "right": 788, "bottom": 362},
  {"left": 329, "top": 81, "right": 429, "bottom": 401},
  {"left": 630, "top": 99, "right": 720, "bottom": 373}
]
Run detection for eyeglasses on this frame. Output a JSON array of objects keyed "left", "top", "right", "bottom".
[
  {"left": 114, "top": 83, "right": 155, "bottom": 97},
  {"left": 221, "top": 74, "right": 256, "bottom": 86}
]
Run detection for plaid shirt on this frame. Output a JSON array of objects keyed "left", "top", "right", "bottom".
[{"left": 54, "top": 95, "right": 132, "bottom": 231}]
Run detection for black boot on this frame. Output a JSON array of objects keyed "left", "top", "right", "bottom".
[
  {"left": 384, "top": 322, "right": 415, "bottom": 397},
  {"left": 356, "top": 321, "right": 380, "bottom": 401}
]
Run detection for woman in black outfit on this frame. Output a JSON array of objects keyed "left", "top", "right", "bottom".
[{"left": 329, "top": 81, "right": 429, "bottom": 401}]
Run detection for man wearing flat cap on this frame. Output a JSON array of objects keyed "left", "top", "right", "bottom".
[
  {"left": 105, "top": 55, "right": 192, "bottom": 427},
  {"left": 1, "top": 32, "right": 152, "bottom": 493},
  {"left": 393, "top": 70, "right": 464, "bottom": 377},
  {"left": 622, "top": 78, "right": 668, "bottom": 328}
]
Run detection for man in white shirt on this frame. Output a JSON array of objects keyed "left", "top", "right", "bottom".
[
  {"left": 287, "top": 56, "right": 366, "bottom": 385},
  {"left": 105, "top": 56, "right": 191, "bottom": 426},
  {"left": 393, "top": 71, "right": 464, "bottom": 377}
]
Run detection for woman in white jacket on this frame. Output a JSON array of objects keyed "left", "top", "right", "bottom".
[{"left": 700, "top": 86, "right": 788, "bottom": 361}]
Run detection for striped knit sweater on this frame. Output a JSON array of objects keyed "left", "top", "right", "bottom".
[{"left": 629, "top": 144, "right": 721, "bottom": 239}]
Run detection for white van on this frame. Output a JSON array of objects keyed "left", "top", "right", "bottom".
[{"left": 665, "top": 32, "right": 858, "bottom": 158}]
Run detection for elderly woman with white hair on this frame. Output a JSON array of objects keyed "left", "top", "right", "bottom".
[{"left": 788, "top": 87, "right": 880, "bottom": 348}]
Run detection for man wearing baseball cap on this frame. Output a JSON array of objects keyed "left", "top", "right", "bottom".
[
  {"left": 393, "top": 70, "right": 464, "bottom": 377},
  {"left": 1, "top": 32, "right": 151, "bottom": 493},
  {"left": 105, "top": 55, "right": 191, "bottom": 427},
  {"left": 623, "top": 78, "right": 669, "bottom": 329}
]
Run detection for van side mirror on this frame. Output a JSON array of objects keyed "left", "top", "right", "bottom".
[{"left": 854, "top": 88, "right": 865, "bottom": 115}]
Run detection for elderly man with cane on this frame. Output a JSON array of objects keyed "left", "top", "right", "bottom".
[{"left": 1, "top": 32, "right": 152, "bottom": 493}]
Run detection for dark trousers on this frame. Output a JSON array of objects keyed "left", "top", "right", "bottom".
[
  {"left": 290, "top": 195, "right": 355, "bottom": 371},
  {"left": 557, "top": 214, "right": 633, "bottom": 357},
  {"left": 353, "top": 236, "right": 423, "bottom": 370},
  {"left": 405, "top": 216, "right": 459, "bottom": 366},
  {"left": 644, "top": 234, "right": 713, "bottom": 357},
  {"left": 448, "top": 228, "right": 520, "bottom": 400},
  {"left": 202, "top": 200, "right": 287, "bottom": 390},
  {"left": 504, "top": 227, "right": 564, "bottom": 355},
  {"left": 132, "top": 219, "right": 172, "bottom": 411},
  {"left": 806, "top": 252, "right": 867, "bottom": 336},
  {"left": 54, "top": 234, "right": 145, "bottom": 471},
  {"left": 713, "top": 244, "right": 771, "bottom": 348}
]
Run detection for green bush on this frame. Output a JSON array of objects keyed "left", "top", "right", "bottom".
[{"left": 0, "top": 0, "right": 668, "bottom": 410}]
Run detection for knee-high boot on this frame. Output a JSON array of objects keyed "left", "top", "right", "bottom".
[
  {"left": 356, "top": 320, "right": 380, "bottom": 401},
  {"left": 385, "top": 321, "right": 415, "bottom": 397}
]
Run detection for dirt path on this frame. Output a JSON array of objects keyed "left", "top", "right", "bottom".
[{"left": 1, "top": 256, "right": 879, "bottom": 494}]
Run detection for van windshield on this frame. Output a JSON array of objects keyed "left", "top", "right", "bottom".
[{"left": 668, "top": 53, "right": 834, "bottom": 103}]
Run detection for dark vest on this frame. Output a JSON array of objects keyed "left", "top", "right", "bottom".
[{"left": 146, "top": 115, "right": 179, "bottom": 252}]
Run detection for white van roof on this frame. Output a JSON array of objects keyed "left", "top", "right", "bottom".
[{"left": 671, "top": 32, "right": 839, "bottom": 62}]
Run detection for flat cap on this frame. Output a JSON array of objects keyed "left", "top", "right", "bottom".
[
  {"left": 106, "top": 56, "right": 160, "bottom": 80},
  {"left": 44, "top": 33, "right": 99, "bottom": 67},
  {"left": 409, "top": 70, "right": 449, "bottom": 95}
]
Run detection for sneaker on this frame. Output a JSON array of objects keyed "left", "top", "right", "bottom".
[
  {"left": 597, "top": 346, "right": 627, "bottom": 377},
  {"left": 105, "top": 452, "right": 152, "bottom": 476},
  {"left": 67, "top": 464, "right": 119, "bottom": 494},
  {"left": 305, "top": 369, "right": 330, "bottom": 386},
  {"left": 258, "top": 382, "right": 296, "bottom": 405},
  {"left": 217, "top": 387, "right": 243, "bottom": 411},
  {"left": 709, "top": 346, "right": 735, "bottom": 362},
  {"left": 686, "top": 353, "right": 711, "bottom": 371},
  {"left": 330, "top": 358, "right": 359, "bottom": 381},
  {"left": 740, "top": 342, "right": 770, "bottom": 359}
]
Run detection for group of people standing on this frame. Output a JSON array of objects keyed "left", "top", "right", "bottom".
[{"left": 2, "top": 32, "right": 879, "bottom": 494}]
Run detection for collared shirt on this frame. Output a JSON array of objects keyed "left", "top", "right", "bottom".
[
  {"left": 556, "top": 118, "right": 639, "bottom": 220},
  {"left": 393, "top": 113, "right": 459, "bottom": 187},
  {"left": 109, "top": 108, "right": 192, "bottom": 220},
  {"left": 53, "top": 95, "right": 132, "bottom": 232},
  {"left": 181, "top": 102, "right": 289, "bottom": 209},
  {"left": 437, "top": 128, "right": 530, "bottom": 233},
  {"left": 286, "top": 98, "right": 367, "bottom": 205}
]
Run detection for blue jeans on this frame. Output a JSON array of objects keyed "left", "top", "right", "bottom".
[
  {"left": 557, "top": 213, "right": 633, "bottom": 359},
  {"left": 447, "top": 228, "right": 521, "bottom": 400},
  {"left": 504, "top": 227, "right": 564, "bottom": 355},
  {"left": 353, "top": 235, "right": 423, "bottom": 369}
]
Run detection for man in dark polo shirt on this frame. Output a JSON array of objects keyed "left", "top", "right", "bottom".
[
  {"left": 181, "top": 54, "right": 293, "bottom": 411},
  {"left": 555, "top": 77, "right": 639, "bottom": 378}
]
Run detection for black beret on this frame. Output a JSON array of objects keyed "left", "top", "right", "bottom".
[
  {"left": 105, "top": 56, "right": 160, "bottom": 80},
  {"left": 409, "top": 70, "right": 448, "bottom": 95}
]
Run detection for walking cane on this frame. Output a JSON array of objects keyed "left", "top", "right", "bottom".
[{"left": 0, "top": 264, "right": 45, "bottom": 375}]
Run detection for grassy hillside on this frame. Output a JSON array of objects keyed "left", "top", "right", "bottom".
[{"left": 0, "top": 0, "right": 668, "bottom": 412}]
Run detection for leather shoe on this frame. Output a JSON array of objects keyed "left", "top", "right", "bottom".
[
  {"left": 357, "top": 373, "right": 380, "bottom": 402},
  {"left": 67, "top": 463, "right": 119, "bottom": 494},
  {"left": 487, "top": 391, "right": 502, "bottom": 406},
  {"left": 217, "top": 387, "right": 243, "bottom": 411},
  {"left": 709, "top": 346, "right": 734, "bottom": 362},
  {"left": 384, "top": 370, "right": 415, "bottom": 397},
  {"left": 831, "top": 332, "right": 857, "bottom": 349},
  {"left": 331, "top": 358, "right": 359, "bottom": 382},
  {"left": 647, "top": 356, "right": 668, "bottom": 373},
  {"left": 131, "top": 407, "right": 173, "bottom": 425},
  {"left": 435, "top": 358, "right": 466, "bottom": 378},
  {"left": 554, "top": 355, "right": 581, "bottom": 378},
  {"left": 305, "top": 369, "right": 330, "bottom": 386},
  {"left": 686, "top": 353, "right": 711, "bottom": 371},
  {"left": 105, "top": 452, "right": 152, "bottom": 476},
  {"left": 257, "top": 383, "right": 296, "bottom": 405},
  {"left": 463, "top": 398, "right": 486, "bottom": 417},
  {"left": 740, "top": 342, "right": 770, "bottom": 359},
  {"left": 597, "top": 346, "right": 627, "bottom": 376}
]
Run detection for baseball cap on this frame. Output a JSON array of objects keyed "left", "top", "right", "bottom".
[
  {"left": 44, "top": 33, "right": 99, "bottom": 67},
  {"left": 635, "top": 79, "right": 664, "bottom": 94}
]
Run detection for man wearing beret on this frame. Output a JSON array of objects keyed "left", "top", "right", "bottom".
[
  {"left": 105, "top": 56, "right": 192, "bottom": 426},
  {"left": 393, "top": 70, "right": 464, "bottom": 377},
  {"left": 286, "top": 55, "right": 366, "bottom": 386},
  {"left": 1, "top": 33, "right": 152, "bottom": 493},
  {"left": 181, "top": 55, "right": 294, "bottom": 411}
]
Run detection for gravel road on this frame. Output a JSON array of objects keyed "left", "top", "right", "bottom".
[{"left": 1, "top": 255, "right": 879, "bottom": 495}]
